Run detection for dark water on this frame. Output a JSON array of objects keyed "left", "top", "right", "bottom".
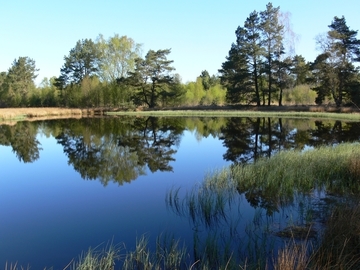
[{"left": 1, "top": 116, "right": 360, "bottom": 269}]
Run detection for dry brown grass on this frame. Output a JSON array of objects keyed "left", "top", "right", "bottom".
[
  {"left": 348, "top": 153, "right": 360, "bottom": 180},
  {"left": 0, "top": 108, "right": 81, "bottom": 119},
  {"left": 310, "top": 204, "right": 360, "bottom": 269},
  {"left": 0, "top": 108, "right": 104, "bottom": 123},
  {"left": 274, "top": 241, "right": 309, "bottom": 270}
]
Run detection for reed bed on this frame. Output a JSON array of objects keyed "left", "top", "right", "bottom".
[
  {"left": 0, "top": 108, "right": 84, "bottom": 121},
  {"left": 233, "top": 143, "right": 360, "bottom": 199}
]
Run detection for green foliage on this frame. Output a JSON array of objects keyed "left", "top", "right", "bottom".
[
  {"left": 182, "top": 76, "right": 226, "bottom": 106},
  {"left": 127, "top": 49, "right": 178, "bottom": 108},
  {"left": 292, "top": 55, "right": 311, "bottom": 86},
  {"left": 55, "top": 39, "right": 100, "bottom": 90},
  {"left": 312, "top": 16, "right": 360, "bottom": 106},
  {"left": 260, "top": 3, "right": 284, "bottom": 106},
  {"left": 282, "top": 84, "right": 317, "bottom": 105},
  {"left": 0, "top": 57, "right": 38, "bottom": 107},
  {"left": 219, "top": 45, "right": 252, "bottom": 104},
  {"left": 29, "top": 77, "right": 60, "bottom": 107},
  {"left": 220, "top": 3, "right": 285, "bottom": 106},
  {"left": 96, "top": 34, "right": 142, "bottom": 82}
]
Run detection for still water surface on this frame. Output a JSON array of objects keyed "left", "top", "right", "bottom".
[{"left": 1, "top": 116, "right": 360, "bottom": 268}]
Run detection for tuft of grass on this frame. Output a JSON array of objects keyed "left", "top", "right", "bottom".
[
  {"left": 69, "top": 242, "right": 120, "bottom": 270},
  {"left": 274, "top": 239, "right": 310, "bottom": 270},
  {"left": 311, "top": 204, "right": 360, "bottom": 269},
  {"left": 4, "top": 262, "right": 31, "bottom": 270},
  {"left": 233, "top": 143, "right": 360, "bottom": 204}
]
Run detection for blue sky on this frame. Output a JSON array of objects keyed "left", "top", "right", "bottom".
[{"left": 1, "top": 0, "right": 359, "bottom": 85}]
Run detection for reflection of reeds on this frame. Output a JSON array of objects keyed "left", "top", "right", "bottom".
[
  {"left": 166, "top": 169, "right": 238, "bottom": 228},
  {"left": 7, "top": 204, "right": 360, "bottom": 269}
]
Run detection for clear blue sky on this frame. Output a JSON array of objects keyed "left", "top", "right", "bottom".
[{"left": 1, "top": 0, "right": 359, "bottom": 85}]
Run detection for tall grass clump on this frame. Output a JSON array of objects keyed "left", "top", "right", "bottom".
[
  {"left": 273, "top": 239, "right": 310, "bottom": 270},
  {"left": 273, "top": 203, "right": 360, "bottom": 269},
  {"left": 310, "top": 203, "right": 360, "bottom": 269},
  {"left": 4, "top": 263, "right": 31, "bottom": 270},
  {"left": 69, "top": 243, "right": 120, "bottom": 270},
  {"left": 233, "top": 143, "right": 360, "bottom": 203},
  {"left": 122, "top": 235, "right": 189, "bottom": 270}
]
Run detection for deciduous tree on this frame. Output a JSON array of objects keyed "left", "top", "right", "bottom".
[{"left": 96, "top": 34, "right": 142, "bottom": 82}]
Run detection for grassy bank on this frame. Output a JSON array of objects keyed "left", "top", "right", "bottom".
[
  {"left": 0, "top": 108, "right": 83, "bottom": 120},
  {"left": 106, "top": 109, "right": 360, "bottom": 121},
  {"left": 1, "top": 105, "right": 360, "bottom": 124},
  {"left": 0, "top": 108, "right": 116, "bottom": 122},
  {"left": 6, "top": 143, "right": 360, "bottom": 269}
]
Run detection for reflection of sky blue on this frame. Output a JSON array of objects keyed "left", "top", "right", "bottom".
[
  {"left": 0, "top": 128, "right": 231, "bottom": 269},
  {"left": 0, "top": 124, "right": 327, "bottom": 269}
]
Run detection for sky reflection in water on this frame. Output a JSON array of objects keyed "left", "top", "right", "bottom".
[{"left": 1, "top": 117, "right": 360, "bottom": 269}]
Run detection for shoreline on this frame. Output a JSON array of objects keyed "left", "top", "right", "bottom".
[{"left": 0, "top": 105, "right": 359, "bottom": 124}]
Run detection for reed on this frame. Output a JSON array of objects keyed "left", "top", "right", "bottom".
[
  {"left": 4, "top": 263, "right": 30, "bottom": 270},
  {"left": 0, "top": 108, "right": 84, "bottom": 122},
  {"left": 166, "top": 169, "right": 238, "bottom": 228},
  {"left": 69, "top": 242, "right": 120, "bottom": 270},
  {"left": 273, "top": 239, "right": 310, "bottom": 270},
  {"left": 310, "top": 203, "right": 360, "bottom": 269},
  {"left": 233, "top": 143, "right": 360, "bottom": 203}
]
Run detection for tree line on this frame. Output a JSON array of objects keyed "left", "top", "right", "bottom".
[
  {"left": 219, "top": 3, "right": 360, "bottom": 107},
  {"left": 1, "top": 2, "right": 359, "bottom": 109}
]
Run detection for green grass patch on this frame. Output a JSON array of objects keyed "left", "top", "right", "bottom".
[{"left": 105, "top": 110, "right": 360, "bottom": 121}]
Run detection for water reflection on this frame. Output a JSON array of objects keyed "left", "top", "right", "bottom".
[
  {"left": 220, "top": 118, "right": 360, "bottom": 163},
  {"left": 53, "top": 117, "right": 185, "bottom": 185},
  {"left": 1, "top": 116, "right": 360, "bottom": 268},
  {"left": 1, "top": 117, "right": 360, "bottom": 183},
  {"left": 0, "top": 122, "right": 42, "bottom": 162}
]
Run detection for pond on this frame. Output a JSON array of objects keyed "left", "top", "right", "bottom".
[{"left": 1, "top": 116, "right": 360, "bottom": 269}]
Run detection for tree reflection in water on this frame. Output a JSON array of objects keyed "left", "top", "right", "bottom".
[{"left": 1, "top": 116, "right": 360, "bottom": 187}]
